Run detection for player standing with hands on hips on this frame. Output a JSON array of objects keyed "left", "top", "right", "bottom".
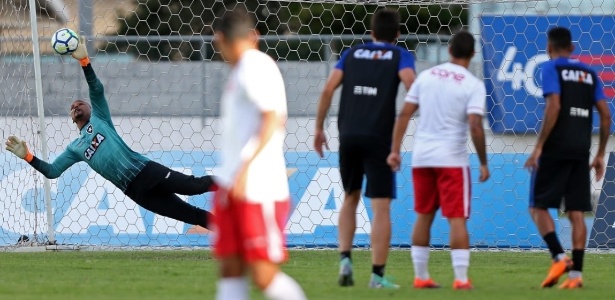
[
  {"left": 388, "top": 31, "right": 489, "bottom": 290},
  {"left": 315, "top": 9, "right": 416, "bottom": 289},
  {"left": 211, "top": 7, "right": 306, "bottom": 300},
  {"left": 5, "top": 37, "right": 217, "bottom": 231},
  {"left": 524, "top": 27, "right": 610, "bottom": 289}
]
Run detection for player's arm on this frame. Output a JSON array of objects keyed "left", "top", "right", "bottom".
[
  {"left": 5, "top": 136, "right": 80, "bottom": 179},
  {"left": 387, "top": 102, "right": 418, "bottom": 171},
  {"left": 469, "top": 114, "right": 489, "bottom": 182},
  {"left": 314, "top": 69, "right": 343, "bottom": 158},
  {"left": 398, "top": 49, "right": 417, "bottom": 90},
  {"left": 71, "top": 37, "right": 113, "bottom": 127},
  {"left": 591, "top": 72, "right": 611, "bottom": 181}
]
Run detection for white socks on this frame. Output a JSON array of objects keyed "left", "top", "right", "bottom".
[
  {"left": 264, "top": 272, "right": 307, "bottom": 300},
  {"left": 215, "top": 277, "right": 249, "bottom": 300},
  {"left": 451, "top": 249, "right": 470, "bottom": 282},
  {"left": 411, "top": 246, "right": 430, "bottom": 280}
]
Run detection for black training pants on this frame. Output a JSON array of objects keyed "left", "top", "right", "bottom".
[{"left": 124, "top": 161, "right": 215, "bottom": 229}]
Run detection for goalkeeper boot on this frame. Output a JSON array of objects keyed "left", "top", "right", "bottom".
[
  {"left": 413, "top": 278, "right": 441, "bottom": 289},
  {"left": 368, "top": 274, "right": 400, "bottom": 289},
  {"left": 559, "top": 277, "right": 583, "bottom": 289},
  {"left": 453, "top": 279, "right": 473, "bottom": 290},
  {"left": 541, "top": 256, "right": 572, "bottom": 288},
  {"left": 338, "top": 257, "right": 354, "bottom": 287}
]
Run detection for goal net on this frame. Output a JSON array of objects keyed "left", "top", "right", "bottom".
[{"left": 1, "top": 0, "right": 614, "bottom": 249}]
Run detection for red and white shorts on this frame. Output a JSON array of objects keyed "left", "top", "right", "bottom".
[
  {"left": 212, "top": 189, "right": 290, "bottom": 263},
  {"left": 412, "top": 167, "right": 471, "bottom": 218}
]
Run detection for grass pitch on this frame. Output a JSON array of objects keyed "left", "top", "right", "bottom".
[{"left": 0, "top": 250, "right": 614, "bottom": 299}]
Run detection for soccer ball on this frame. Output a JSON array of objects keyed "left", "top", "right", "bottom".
[{"left": 51, "top": 28, "right": 79, "bottom": 55}]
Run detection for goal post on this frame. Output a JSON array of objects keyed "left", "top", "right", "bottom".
[{"left": 1, "top": 0, "right": 614, "bottom": 249}]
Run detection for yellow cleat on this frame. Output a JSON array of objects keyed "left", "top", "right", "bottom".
[
  {"left": 541, "top": 256, "right": 573, "bottom": 288},
  {"left": 559, "top": 277, "right": 583, "bottom": 289}
]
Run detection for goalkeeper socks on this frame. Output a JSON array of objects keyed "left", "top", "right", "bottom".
[
  {"left": 411, "top": 246, "right": 430, "bottom": 280},
  {"left": 263, "top": 272, "right": 306, "bottom": 300},
  {"left": 542, "top": 231, "right": 565, "bottom": 260},
  {"left": 451, "top": 249, "right": 470, "bottom": 282},
  {"left": 372, "top": 265, "right": 385, "bottom": 277},
  {"left": 340, "top": 251, "right": 352, "bottom": 261},
  {"left": 572, "top": 249, "right": 584, "bottom": 272},
  {"left": 215, "top": 277, "right": 249, "bottom": 300}
]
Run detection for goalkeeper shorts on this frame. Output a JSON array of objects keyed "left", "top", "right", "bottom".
[{"left": 412, "top": 167, "right": 471, "bottom": 218}]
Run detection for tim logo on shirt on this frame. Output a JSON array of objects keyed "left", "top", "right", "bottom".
[{"left": 84, "top": 133, "right": 106, "bottom": 160}]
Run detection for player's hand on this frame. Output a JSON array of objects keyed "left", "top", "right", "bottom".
[
  {"left": 591, "top": 155, "right": 606, "bottom": 181},
  {"left": 71, "top": 36, "right": 88, "bottom": 61},
  {"left": 229, "top": 165, "right": 248, "bottom": 200},
  {"left": 479, "top": 165, "right": 490, "bottom": 182},
  {"left": 524, "top": 148, "right": 542, "bottom": 171},
  {"left": 314, "top": 129, "right": 329, "bottom": 158},
  {"left": 5, "top": 135, "right": 29, "bottom": 159},
  {"left": 387, "top": 152, "right": 402, "bottom": 171}
]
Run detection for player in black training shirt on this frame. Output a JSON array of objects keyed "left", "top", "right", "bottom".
[
  {"left": 314, "top": 9, "right": 415, "bottom": 288},
  {"left": 524, "top": 27, "right": 611, "bottom": 289}
]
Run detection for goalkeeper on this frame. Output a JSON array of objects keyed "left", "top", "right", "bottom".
[{"left": 5, "top": 38, "right": 216, "bottom": 230}]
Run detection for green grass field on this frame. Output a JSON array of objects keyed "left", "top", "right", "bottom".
[{"left": 0, "top": 250, "right": 614, "bottom": 299}]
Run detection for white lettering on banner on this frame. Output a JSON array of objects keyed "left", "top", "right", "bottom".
[
  {"left": 57, "top": 171, "right": 145, "bottom": 234},
  {"left": 286, "top": 168, "right": 372, "bottom": 234},
  {"left": 0, "top": 168, "right": 50, "bottom": 234},
  {"left": 496, "top": 46, "right": 549, "bottom": 96},
  {"left": 151, "top": 167, "right": 191, "bottom": 234},
  {"left": 353, "top": 49, "right": 393, "bottom": 60}
]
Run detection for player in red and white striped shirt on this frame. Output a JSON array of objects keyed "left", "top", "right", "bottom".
[{"left": 388, "top": 31, "right": 490, "bottom": 290}]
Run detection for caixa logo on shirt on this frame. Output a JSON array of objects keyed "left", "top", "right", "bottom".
[
  {"left": 353, "top": 49, "right": 392, "bottom": 60},
  {"left": 84, "top": 133, "right": 106, "bottom": 160}
]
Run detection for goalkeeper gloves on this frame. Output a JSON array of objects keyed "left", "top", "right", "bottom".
[
  {"left": 71, "top": 36, "right": 90, "bottom": 66},
  {"left": 5, "top": 136, "right": 34, "bottom": 163}
]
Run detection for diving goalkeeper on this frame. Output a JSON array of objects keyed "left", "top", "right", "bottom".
[{"left": 5, "top": 38, "right": 216, "bottom": 230}]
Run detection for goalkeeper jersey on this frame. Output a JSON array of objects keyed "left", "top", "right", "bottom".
[{"left": 29, "top": 64, "right": 150, "bottom": 192}]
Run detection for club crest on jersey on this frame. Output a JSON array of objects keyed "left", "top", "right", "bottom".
[
  {"left": 354, "top": 49, "right": 393, "bottom": 60},
  {"left": 561, "top": 69, "right": 594, "bottom": 85},
  {"left": 84, "top": 133, "right": 106, "bottom": 160},
  {"left": 86, "top": 124, "right": 93, "bottom": 134}
]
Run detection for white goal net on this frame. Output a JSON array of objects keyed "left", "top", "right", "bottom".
[{"left": 1, "top": 0, "right": 614, "bottom": 249}]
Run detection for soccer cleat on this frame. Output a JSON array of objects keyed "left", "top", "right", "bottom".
[
  {"left": 368, "top": 274, "right": 400, "bottom": 289},
  {"left": 559, "top": 277, "right": 583, "bottom": 289},
  {"left": 413, "top": 278, "right": 441, "bottom": 289},
  {"left": 453, "top": 279, "right": 473, "bottom": 290},
  {"left": 338, "top": 257, "right": 354, "bottom": 287},
  {"left": 541, "top": 256, "right": 573, "bottom": 288}
]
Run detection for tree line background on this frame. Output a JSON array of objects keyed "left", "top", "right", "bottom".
[{"left": 103, "top": 0, "right": 467, "bottom": 61}]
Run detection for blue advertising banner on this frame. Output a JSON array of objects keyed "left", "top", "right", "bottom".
[
  {"left": 481, "top": 15, "right": 615, "bottom": 134},
  {"left": 0, "top": 151, "right": 548, "bottom": 248}
]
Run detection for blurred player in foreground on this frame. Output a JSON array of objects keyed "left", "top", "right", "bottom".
[
  {"left": 388, "top": 31, "right": 489, "bottom": 290},
  {"left": 5, "top": 38, "right": 216, "bottom": 231},
  {"left": 211, "top": 8, "right": 306, "bottom": 300},
  {"left": 315, "top": 9, "right": 415, "bottom": 288},
  {"left": 524, "top": 27, "right": 610, "bottom": 289}
]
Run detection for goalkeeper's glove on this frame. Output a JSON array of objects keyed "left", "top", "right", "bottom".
[
  {"left": 5, "top": 136, "right": 34, "bottom": 163},
  {"left": 71, "top": 36, "right": 90, "bottom": 66}
]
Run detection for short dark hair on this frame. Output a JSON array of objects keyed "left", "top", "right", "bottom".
[
  {"left": 214, "top": 6, "right": 255, "bottom": 42},
  {"left": 547, "top": 27, "right": 572, "bottom": 51},
  {"left": 371, "top": 9, "right": 400, "bottom": 43},
  {"left": 449, "top": 31, "right": 475, "bottom": 59}
]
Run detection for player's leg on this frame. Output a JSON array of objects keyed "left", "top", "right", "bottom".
[
  {"left": 559, "top": 160, "right": 592, "bottom": 289},
  {"left": 214, "top": 190, "right": 249, "bottom": 300},
  {"left": 411, "top": 167, "right": 440, "bottom": 288},
  {"left": 241, "top": 200, "right": 306, "bottom": 300},
  {"left": 439, "top": 167, "right": 472, "bottom": 289},
  {"left": 337, "top": 137, "right": 364, "bottom": 286},
  {"left": 131, "top": 187, "right": 214, "bottom": 229},
  {"left": 145, "top": 161, "right": 217, "bottom": 195},
  {"left": 529, "top": 158, "right": 573, "bottom": 287},
  {"left": 363, "top": 139, "right": 397, "bottom": 288}
]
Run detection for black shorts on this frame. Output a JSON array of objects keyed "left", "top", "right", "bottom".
[
  {"left": 339, "top": 136, "right": 395, "bottom": 199},
  {"left": 530, "top": 157, "right": 592, "bottom": 212}
]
